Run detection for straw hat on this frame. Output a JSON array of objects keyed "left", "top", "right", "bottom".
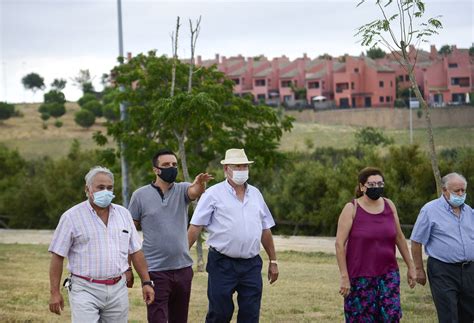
[{"left": 220, "top": 149, "right": 254, "bottom": 165}]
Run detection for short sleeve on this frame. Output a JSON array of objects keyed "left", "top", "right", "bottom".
[
  {"left": 190, "top": 190, "right": 215, "bottom": 226},
  {"left": 128, "top": 191, "right": 142, "bottom": 222},
  {"left": 258, "top": 191, "right": 275, "bottom": 230},
  {"left": 126, "top": 210, "right": 142, "bottom": 254},
  {"left": 48, "top": 214, "right": 73, "bottom": 257},
  {"left": 410, "top": 207, "right": 432, "bottom": 245}
]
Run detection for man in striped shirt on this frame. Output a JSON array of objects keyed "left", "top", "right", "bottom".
[{"left": 48, "top": 166, "right": 154, "bottom": 322}]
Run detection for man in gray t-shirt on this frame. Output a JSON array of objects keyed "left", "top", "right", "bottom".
[{"left": 128, "top": 149, "right": 212, "bottom": 323}]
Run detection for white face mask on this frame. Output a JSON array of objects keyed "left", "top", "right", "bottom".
[{"left": 231, "top": 170, "right": 249, "bottom": 185}]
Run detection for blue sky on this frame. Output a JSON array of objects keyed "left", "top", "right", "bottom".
[{"left": 1, "top": 0, "right": 473, "bottom": 103}]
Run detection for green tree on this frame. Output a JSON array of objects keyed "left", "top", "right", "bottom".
[
  {"left": 21, "top": 73, "right": 45, "bottom": 95},
  {"left": 72, "top": 69, "right": 95, "bottom": 94},
  {"left": 438, "top": 44, "right": 452, "bottom": 55},
  {"left": 51, "top": 78, "right": 67, "bottom": 91},
  {"left": 83, "top": 100, "right": 103, "bottom": 117},
  {"left": 100, "top": 52, "right": 293, "bottom": 179},
  {"left": 366, "top": 47, "right": 386, "bottom": 59},
  {"left": 356, "top": 0, "right": 443, "bottom": 194},
  {"left": 103, "top": 104, "right": 119, "bottom": 121},
  {"left": 78, "top": 93, "right": 97, "bottom": 107},
  {"left": 355, "top": 127, "right": 394, "bottom": 147},
  {"left": 75, "top": 109, "right": 95, "bottom": 128},
  {"left": 0, "top": 102, "right": 15, "bottom": 122},
  {"left": 469, "top": 46, "right": 474, "bottom": 57}
]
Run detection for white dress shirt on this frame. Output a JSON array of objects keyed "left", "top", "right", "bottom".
[{"left": 190, "top": 180, "right": 275, "bottom": 259}]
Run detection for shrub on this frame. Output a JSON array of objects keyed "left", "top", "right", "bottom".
[
  {"left": 38, "top": 102, "right": 66, "bottom": 118},
  {"left": 54, "top": 120, "right": 63, "bottom": 128},
  {"left": 74, "top": 109, "right": 95, "bottom": 128},
  {"left": 78, "top": 93, "right": 97, "bottom": 107},
  {"left": 83, "top": 100, "right": 103, "bottom": 117},
  {"left": 44, "top": 90, "right": 66, "bottom": 104},
  {"left": 102, "top": 103, "right": 119, "bottom": 121},
  {"left": 0, "top": 102, "right": 15, "bottom": 121},
  {"left": 40, "top": 112, "right": 50, "bottom": 121}
]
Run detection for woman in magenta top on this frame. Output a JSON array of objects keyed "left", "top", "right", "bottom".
[{"left": 335, "top": 167, "right": 416, "bottom": 322}]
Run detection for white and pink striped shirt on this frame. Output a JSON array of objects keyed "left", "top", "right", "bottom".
[{"left": 49, "top": 201, "right": 142, "bottom": 279}]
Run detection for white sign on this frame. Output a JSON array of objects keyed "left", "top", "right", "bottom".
[{"left": 409, "top": 99, "right": 420, "bottom": 109}]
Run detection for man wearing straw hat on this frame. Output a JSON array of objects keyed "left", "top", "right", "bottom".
[{"left": 188, "top": 148, "right": 279, "bottom": 323}]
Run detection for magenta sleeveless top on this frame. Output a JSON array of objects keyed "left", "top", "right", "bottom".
[{"left": 346, "top": 199, "right": 399, "bottom": 279}]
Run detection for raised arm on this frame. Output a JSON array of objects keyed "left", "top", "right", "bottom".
[{"left": 187, "top": 173, "right": 214, "bottom": 201}]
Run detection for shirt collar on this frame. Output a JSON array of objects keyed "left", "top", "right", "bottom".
[
  {"left": 439, "top": 194, "right": 465, "bottom": 213},
  {"left": 86, "top": 200, "right": 115, "bottom": 214},
  {"left": 224, "top": 179, "right": 249, "bottom": 195}
]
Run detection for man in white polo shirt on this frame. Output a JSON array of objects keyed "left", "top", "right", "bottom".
[
  {"left": 188, "top": 148, "right": 279, "bottom": 323},
  {"left": 48, "top": 166, "right": 154, "bottom": 323}
]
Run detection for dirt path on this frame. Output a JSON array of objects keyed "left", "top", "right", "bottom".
[{"left": 0, "top": 229, "right": 425, "bottom": 258}]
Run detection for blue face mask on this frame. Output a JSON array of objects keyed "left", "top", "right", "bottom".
[
  {"left": 448, "top": 192, "right": 466, "bottom": 207},
  {"left": 93, "top": 190, "right": 115, "bottom": 208}
]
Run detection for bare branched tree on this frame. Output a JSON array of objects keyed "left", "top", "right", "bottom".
[
  {"left": 356, "top": 0, "right": 443, "bottom": 194},
  {"left": 170, "top": 17, "right": 181, "bottom": 98},
  {"left": 188, "top": 16, "right": 202, "bottom": 93}
]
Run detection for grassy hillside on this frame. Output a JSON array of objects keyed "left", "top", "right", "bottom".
[{"left": 1, "top": 103, "right": 473, "bottom": 159}]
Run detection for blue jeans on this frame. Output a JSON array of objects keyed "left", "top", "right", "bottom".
[{"left": 205, "top": 248, "right": 263, "bottom": 323}]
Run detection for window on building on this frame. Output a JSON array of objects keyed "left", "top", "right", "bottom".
[
  {"left": 351, "top": 82, "right": 355, "bottom": 90},
  {"left": 255, "top": 79, "right": 266, "bottom": 86},
  {"left": 405, "top": 75, "right": 409, "bottom": 81},
  {"left": 257, "top": 94, "right": 266, "bottom": 101},
  {"left": 354, "top": 68, "right": 359, "bottom": 73},
  {"left": 380, "top": 96, "right": 384, "bottom": 103},
  {"left": 281, "top": 80, "right": 292, "bottom": 88},
  {"left": 379, "top": 81, "right": 384, "bottom": 88},
  {"left": 398, "top": 75, "right": 404, "bottom": 82},
  {"left": 308, "top": 81, "right": 320, "bottom": 89},
  {"left": 231, "top": 78, "right": 240, "bottom": 85},
  {"left": 448, "top": 63, "right": 458, "bottom": 68},
  {"left": 451, "top": 77, "right": 470, "bottom": 87},
  {"left": 390, "top": 81, "right": 393, "bottom": 87},
  {"left": 386, "top": 96, "right": 391, "bottom": 102},
  {"left": 336, "top": 83, "right": 349, "bottom": 93},
  {"left": 283, "top": 95, "right": 292, "bottom": 102}
]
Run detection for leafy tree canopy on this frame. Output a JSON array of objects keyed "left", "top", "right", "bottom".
[
  {"left": 21, "top": 73, "right": 45, "bottom": 94},
  {"left": 98, "top": 51, "right": 293, "bottom": 179},
  {"left": 0, "top": 102, "right": 15, "bottom": 121},
  {"left": 75, "top": 109, "right": 95, "bottom": 128},
  {"left": 438, "top": 44, "right": 452, "bottom": 55},
  {"left": 366, "top": 47, "right": 386, "bottom": 59},
  {"left": 51, "top": 78, "right": 67, "bottom": 91}
]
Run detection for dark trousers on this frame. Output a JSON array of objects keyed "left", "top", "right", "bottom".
[
  {"left": 205, "top": 248, "right": 263, "bottom": 323},
  {"left": 427, "top": 257, "right": 474, "bottom": 323},
  {"left": 147, "top": 266, "right": 193, "bottom": 323}
]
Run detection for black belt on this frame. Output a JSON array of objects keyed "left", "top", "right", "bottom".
[{"left": 451, "top": 261, "right": 472, "bottom": 268}]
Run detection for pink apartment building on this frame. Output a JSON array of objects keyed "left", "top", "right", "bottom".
[{"left": 195, "top": 44, "right": 472, "bottom": 108}]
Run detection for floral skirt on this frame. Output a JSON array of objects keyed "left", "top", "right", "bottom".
[{"left": 344, "top": 269, "right": 401, "bottom": 323}]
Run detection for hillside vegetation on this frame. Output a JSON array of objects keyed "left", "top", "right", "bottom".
[{"left": 1, "top": 103, "right": 473, "bottom": 159}]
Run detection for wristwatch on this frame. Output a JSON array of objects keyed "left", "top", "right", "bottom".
[
  {"left": 142, "top": 280, "right": 155, "bottom": 288},
  {"left": 270, "top": 260, "right": 278, "bottom": 265}
]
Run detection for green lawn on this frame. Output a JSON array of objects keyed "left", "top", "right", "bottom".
[{"left": 0, "top": 244, "right": 437, "bottom": 322}]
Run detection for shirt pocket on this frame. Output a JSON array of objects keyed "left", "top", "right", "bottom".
[{"left": 119, "top": 230, "right": 130, "bottom": 255}]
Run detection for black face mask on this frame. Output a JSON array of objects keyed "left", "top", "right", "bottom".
[
  {"left": 365, "top": 187, "right": 384, "bottom": 200},
  {"left": 158, "top": 167, "right": 178, "bottom": 183}
]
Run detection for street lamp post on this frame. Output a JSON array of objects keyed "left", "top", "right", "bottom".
[{"left": 117, "top": 0, "right": 130, "bottom": 207}]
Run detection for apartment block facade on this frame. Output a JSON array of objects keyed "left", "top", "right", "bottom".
[{"left": 196, "top": 44, "right": 473, "bottom": 108}]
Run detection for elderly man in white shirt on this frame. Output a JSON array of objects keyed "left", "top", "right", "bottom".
[
  {"left": 188, "top": 148, "right": 279, "bottom": 323},
  {"left": 48, "top": 166, "right": 154, "bottom": 323}
]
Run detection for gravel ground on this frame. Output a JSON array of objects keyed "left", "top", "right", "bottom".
[{"left": 0, "top": 229, "right": 425, "bottom": 258}]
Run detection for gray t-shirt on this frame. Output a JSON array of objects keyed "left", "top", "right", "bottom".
[{"left": 128, "top": 182, "right": 193, "bottom": 271}]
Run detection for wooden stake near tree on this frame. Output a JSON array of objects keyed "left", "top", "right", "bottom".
[
  {"left": 356, "top": 0, "right": 443, "bottom": 194},
  {"left": 169, "top": 16, "right": 206, "bottom": 271}
]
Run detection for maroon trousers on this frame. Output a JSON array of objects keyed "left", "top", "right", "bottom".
[{"left": 147, "top": 266, "right": 193, "bottom": 323}]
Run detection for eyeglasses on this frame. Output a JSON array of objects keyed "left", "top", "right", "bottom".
[{"left": 365, "top": 181, "right": 385, "bottom": 188}]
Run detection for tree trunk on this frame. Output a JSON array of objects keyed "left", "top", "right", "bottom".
[{"left": 401, "top": 45, "right": 442, "bottom": 195}]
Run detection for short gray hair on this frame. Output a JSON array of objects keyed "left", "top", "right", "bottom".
[
  {"left": 85, "top": 166, "right": 114, "bottom": 188},
  {"left": 441, "top": 172, "right": 467, "bottom": 189}
]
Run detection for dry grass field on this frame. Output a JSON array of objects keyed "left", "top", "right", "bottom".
[
  {"left": 1, "top": 104, "right": 473, "bottom": 160},
  {"left": 0, "top": 244, "right": 437, "bottom": 322}
]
